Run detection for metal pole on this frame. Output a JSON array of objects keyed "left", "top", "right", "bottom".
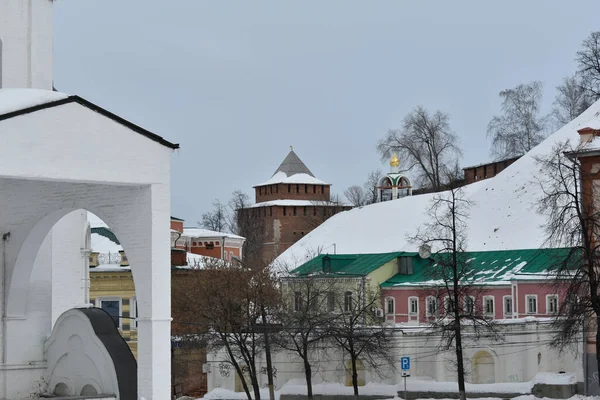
[{"left": 404, "top": 376, "right": 407, "bottom": 400}]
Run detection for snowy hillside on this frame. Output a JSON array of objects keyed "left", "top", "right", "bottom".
[{"left": 275, "top": 100, "right": 600, "bottom": 269}]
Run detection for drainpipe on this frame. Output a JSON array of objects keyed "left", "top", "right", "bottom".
[{"left": 2, "top": 231, "right": 10, "bottom": 397}]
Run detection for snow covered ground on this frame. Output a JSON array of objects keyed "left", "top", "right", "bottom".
[{"left": 203, "top": 373, "right": 579, "bottom": 400}]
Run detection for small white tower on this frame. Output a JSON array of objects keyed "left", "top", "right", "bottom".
[
  {"left": 377, "top": 153, "right": 412, "bottom": 202},
  {"left": 0, "top": 0, "right": 54, "bottom": 89}
]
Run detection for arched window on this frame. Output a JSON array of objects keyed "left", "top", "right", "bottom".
[{"left": 385, "top": 297, "right": 395, "bottom": 314}]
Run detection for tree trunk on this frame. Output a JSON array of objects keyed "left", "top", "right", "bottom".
[
  {"left": 351, "top": 355, "right": 359, "bottom": 400},
  {"left": 262, "top": 310, "right": 276, "bottom": 400},
  {"left": 304, "top": 358, "right": 314, "bottom": 400},
  {"left": 595, "top": 316, "right": 600, "bottom": 388},
  {"left": 454, "top": 318, "right": 467, "bottom": 400}
]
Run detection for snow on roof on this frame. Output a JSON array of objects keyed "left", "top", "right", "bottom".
[
  {"left": 0, "top": 88, "right": 68, "bottom": 116},
  {"left": 182, "top": 228, "right": 245, "bottom": 241},
  {"left": 275, "top": 100, "right": 600, "bottom": 269},
  {"left": 91, "top": 232, "right": 123, "bottom": 253},
  {"left": 248, "top": 199, "right": 350, "bottom": 208},
  {"left": 175, "top": 253, "right": 230, "bottom": 269},
  {"left": 87, "top": 212, "right": 108, "bottom": 228},
  {"left": 254, "top": 171, "right": 330, "bottom": 187}
]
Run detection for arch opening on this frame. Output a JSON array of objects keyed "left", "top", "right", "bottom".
[{"left": 472, "top": 350, "right": 495, "bottom": 384}]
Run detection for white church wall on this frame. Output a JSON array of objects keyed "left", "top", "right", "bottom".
[
  {"left": 51, "top": 210, "right": 87, "bottom": 326},
  {"left": 0, "top": 0, "right": 53, "bottom": 89},
  {"left": 207, "top": 321, "right": 583, "bottom": 394}
]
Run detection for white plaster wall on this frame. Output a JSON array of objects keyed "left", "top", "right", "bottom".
[
  {"left": 0, "top": 103, "right": 172, "bottom": 185},
  {"left": 51, "top": 210, "right": 87, "bottom": 326},
  {"left": 207, "top": 322, "right": 583, "bottom": 393},
  {"left": 0, "top": 0, "right": 53, "bottom": 89}
]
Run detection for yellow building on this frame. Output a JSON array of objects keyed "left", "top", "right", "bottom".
[{"left": 89, "top": 225, "right": 139, "bottom": 357}]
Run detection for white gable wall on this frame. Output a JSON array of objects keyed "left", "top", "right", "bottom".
[{"left": 0, "top": 102, "right": 172, "bottom": 184}]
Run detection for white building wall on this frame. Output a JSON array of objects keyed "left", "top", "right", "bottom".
[
  {"left": 51, "top": 210, "right": 87, "bottom": 326},
  {"left": 0, "top": 0, "right": 53, "bottom": 89},
  {"left": 207, "top": 321, "right": 583, "bottom": 393}
]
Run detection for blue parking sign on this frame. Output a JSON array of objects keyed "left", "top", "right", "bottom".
[{"left": 401, "top": 356, "right": 410, "bottom": 370}]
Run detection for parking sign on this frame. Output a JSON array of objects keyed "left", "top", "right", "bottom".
[{"left": 401, "top": 356, "right": 410, "bottom": 370}]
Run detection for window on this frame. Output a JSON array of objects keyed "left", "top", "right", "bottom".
[
  {"left": 313, "top": 185, "right": 316, "bottom": 194},
  {"left": 303, "top": 206, "right": 307, "bottom": 216},
  {"left": 131, "top": 297, "right": 138, "bottom": 330},
  {"left": 288, "top": 184, "right": 291, "bottom": 193},
  {"left": 464, "top": 296, "right": 475, "bottom": 314},
  {"left": 270, "top": 186, "right": 273, "bottom": 194},
  {"left": 296, "top": 184, "right": 299, "bottom": 193},
  {"left": 206, "top": 243, "right": 214, "bottom": 250},
  {"left": 444, "top": 296, "right": 455, "bottom": 314},
  {"left": 503, "top": 296, "right": 513, "bottom": 316},
  {"left": 547, "top": 295, "right": 558, "bottom": 314},
  {"left": 322, "top": 207, "right": 326, "bottom": 216},
  {"left": 269, "top": 207, "right": 273, "bottom": 217},
  {"left": 310, "top": 295, "right": 319, "bottom": 312},
  {"left": 96, "top": 297, "right": 121, "bottom": 329},
  {"left": 344, "top": 291, "right": 353, "bottom": 312},
  {"left": 385, "top": 297, "right": 395, "bottom": 314},
  {"left": 294, "top": 292, "right": 302, "bottom": 312},
  {"left": 526, "top": 295, "right": 537, "bottom": 314},
  {"left": 327, "top": 292, "right": 335, "bottom": 312},
  {"left": 293, "top": 206, "right": 297, "bottom": 216},
  {"left": 276, "top": 185, "right": 279, "bottom": 193},
  {"left": 409, "top": 297, "right": 418, "bottom": 315},
  {"left": 426, "top": 296, "right": 437, "bottom": 317},
  {"left": 321, "top": 185, "right": 324, "bottom": 193},
  {"left": 283, "top": 207, "right": 287, "bottom": 216},
  {"left": 483, "top": 296, "right": 495, "bottom": 317},
  {"left": 305, "top": 184, "right": 308, "bottom": 193}
]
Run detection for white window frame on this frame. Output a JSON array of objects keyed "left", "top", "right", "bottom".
[
  {"left": 426, "top": 296, "right": 437, "bottom": 317},
  {"left": 503, "top": 295, "right": 513, "bottom": 317},
  {"left": 408, "top": 296, "right": 419, "bottom": 316},
  {"left": 444, "top": 296, "right": 455, "bottom": 315},
  {"left": 483, "top": 296, "right": 495, "bottom": 317},
  {"left": 344, "top": 291, "right": 353, "bottom": 312},
  {"left": 526, "top": 295, "right": 538, "bottom": 314},
  {"left": 294, "top": 292, "right": 302, "bottom": 312},
  {"left": 463, "top": 296, "right": 475, "bottom": 314},
  {"left": 546, "top": 294, "right": 559, "bottom": 314},
  {"left": 385, "top": 297, "right": 395, "bottom": 315},
  {"left": 95, "top": 297, "right": 122, "bottom": 330},
  {"left": 130, "top": 296, "right": 138, "bottom": 330}
]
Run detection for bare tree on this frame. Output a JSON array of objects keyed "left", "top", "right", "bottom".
[
  {"left": 329, "top": 286, "right": 395, "bottom": 400},
  {"left": 276, "top": 276, "right": 342, "bottom": 400},
  {"left": 377, "top": 106, "right": 461, "bottom": 190},
  {"left": 535, "top": 140, "right": 600, "bottom": 381},
  {"left": 229, "top": 190, "right": 267, "bottom": 264},
  {"left": 552, "top": 75, "right": 592, "bottom": 128},
  {"left": 410, "top": 180, "right": 500, "bottom": 400},
  {"left": 344, "top": 185, "right": 368, "bottom": 207},
  {"left": 364, "top": 169, "right": 384, "bottom": 205},
  {"left": 487, "top": 81, "right": 549, "bottom": 159},
  {"left": 576, "top": 31, "right": 600, "bottom": 101},
  {"left": 200, "top": 199, "right": 229, "bottom": 232},
  {"left": 177, "top": 263, "right": 280, "bottom": 400}
]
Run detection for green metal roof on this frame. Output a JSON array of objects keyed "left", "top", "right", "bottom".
[
  {"left": 91, "top": 227, "right": 121, "bottom": 245},
  {"left": 381, "top": 248, "right": 575, "bottom": 287},
  {"left": 291, "top": 251, "right": 410, "bottom": 276}
]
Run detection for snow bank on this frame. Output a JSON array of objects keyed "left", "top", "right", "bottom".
[
  {"left": 255, "top": 171, "right": 329, "bottom": 187},
  {"left": 275, "top": 98, "right": 600, "bottom": 269}
]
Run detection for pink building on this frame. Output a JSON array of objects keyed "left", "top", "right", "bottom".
[{"left": 380, "top": 248, "right": 571, "bottom": 324}]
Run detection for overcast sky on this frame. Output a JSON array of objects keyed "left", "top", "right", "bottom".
[{"left": 53, "top": 1, "right": 600, "bottom": 225}]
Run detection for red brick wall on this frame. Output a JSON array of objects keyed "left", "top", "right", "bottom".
[
  {"left": 255, "top": 183, "right": 331, "bottom": 203},
  {"left": 171, "top": 220, "right": 184, "bottom": 233}
]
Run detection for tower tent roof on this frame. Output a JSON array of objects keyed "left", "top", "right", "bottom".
[
  {"left": 273, "top": 150, "right": 315, "bottom": 177},
  {"left": 254, "top": 149, "right": 330, "bottom": 187}
]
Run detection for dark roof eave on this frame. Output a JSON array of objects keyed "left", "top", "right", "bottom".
[{"left": 0, "top": 95, "right": 180, "bottom": 150}]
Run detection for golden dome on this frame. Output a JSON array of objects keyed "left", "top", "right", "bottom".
[{"left": 389, "top": 152, "right": 400, "bottom": 167}]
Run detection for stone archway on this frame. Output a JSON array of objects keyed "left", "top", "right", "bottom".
[{"left": 472, "top": 350, "right": 495, "bottom": 384}]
